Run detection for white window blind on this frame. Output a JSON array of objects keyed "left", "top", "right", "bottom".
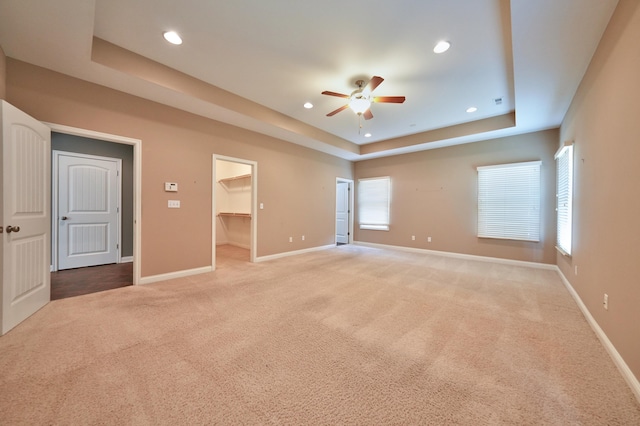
[
  {"left": 358, "top": 177, "right": 390, "bottom": 231},
  {"left": 555, "top": 144, "right": 573, "bottom": 255},
  {"left": 477, "top": 161, "right": 541, "bottom": 242}
]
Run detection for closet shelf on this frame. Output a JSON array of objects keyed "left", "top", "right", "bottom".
[
  {"left": 217, "top": 212, "right": 251, "bottom": 219},
  {"left": 218, "top": 174, "right": 251, "bottom": 184}
]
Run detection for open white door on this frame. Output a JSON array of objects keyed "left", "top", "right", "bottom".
[
  {"left": 336, "top": 181, "right": 350, "bottom": 244},
  {"left": 56, "top": 152, "right": 119, "bottom": 270},
  {"left": 1, "top": 101, "right": 51, "bottom": 335}
]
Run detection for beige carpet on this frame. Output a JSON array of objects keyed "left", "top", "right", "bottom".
[{"left": 1, "top": 244, "right": 639, "bottom": 424}]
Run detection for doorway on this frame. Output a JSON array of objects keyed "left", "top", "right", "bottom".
[
  {"left": 212, "top": 155, "right": 257, "bottom": 270},
  {"left": 336, "top": 178, "right": 354, "bottom": 245},
  {"left": 48, "top": 124, "right": 141, "bottom": 291}
]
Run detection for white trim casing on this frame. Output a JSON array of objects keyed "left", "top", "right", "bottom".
[
  {"left": 46, "top": 123, "right": 142, "bottom": 285},
  {"left": 556, "top": 269, "right": 640, "bottom": 404},
  {"left": 335, "top": 177, "right": 354, "bottom": 245},
  {"left": 255, "top": 244, "right": 335, "bottom": 263},
  {"left": 353, "top": 241, "right": 558, "bottom": 270},
  {"left": 354, "top": 240, "right": 640, "bottom": 403},
  {"left": 212, "top": 155, "right": 258, "bottom": 270},
  {"left": 139, "top": 266, "right": 213, "bottom": 285}
]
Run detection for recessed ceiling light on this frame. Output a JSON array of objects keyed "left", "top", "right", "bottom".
[
  {"left": 466, "top": 106, "right": 478, "bottom": 113},
  {"left": 364, "top": 133, "right": 372, "bottom": 138},
  {"left": 163, "top": 31, "right": 183, "bottom": 45},
  {"left": 303, "top": 102, "right": 313, "bottom": 109},
  {"left": 433, "top": 41, "right": 451, "bottom": 54}
]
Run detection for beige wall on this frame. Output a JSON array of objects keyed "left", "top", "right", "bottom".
[
  {"left": 6, "top": 59, "right": 352, "bottom": 277},
  {"left": 0, "top": 44, "right": 6, "bottom": 99},
  {"left": 354, "top": 130, "right": 558, "bottom": 264},
  {"left": 559, "top": 0, "right": 640, "bottom": 382}
]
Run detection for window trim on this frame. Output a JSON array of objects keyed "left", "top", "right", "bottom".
[
  {"left": 555, "top": 142, "right": 574, "bottom": 256},
  {"left": 477, "top": 160, "right": 542, "bottom": 242},
  {"left": 358, "top": 176, "right": 391, "bottom": 231}
]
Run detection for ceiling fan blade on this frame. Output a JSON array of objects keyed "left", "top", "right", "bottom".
[
  {"left": 363, "top": 109, "right": 373, "bottom": 120},
  {"left": 326, "top": 104, "right": 349, "bottom": 116},
  {"left": 321, "top": 90, "right": 350, "bottom": 98},
  {"left": 373, "top": 96, "right": 406, "bottom": 104},
  {"left": 365, "top": 76, "right": 384, "bottom": 93}
]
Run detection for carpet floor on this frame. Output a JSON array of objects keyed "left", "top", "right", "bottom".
[{"left": 1, "top": 244, "right": 639, "bottom": 424}]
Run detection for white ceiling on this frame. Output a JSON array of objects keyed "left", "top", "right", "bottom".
[{"left": 0, "top": 0, "right": 618, "bottom": 160}]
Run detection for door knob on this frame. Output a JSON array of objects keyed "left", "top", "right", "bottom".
[
  {"left": 6, "top": 225, "right": 20, "bottom": 233},
  {"left": 61, "top": 216, "right": 69, "bottom": 220}
]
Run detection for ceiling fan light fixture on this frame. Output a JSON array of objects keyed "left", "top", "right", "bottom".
[{"left": 349, "top": 95, "right": 371, "bottom": 115}]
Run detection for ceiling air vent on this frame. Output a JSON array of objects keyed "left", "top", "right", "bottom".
[{"left": 494, "top": 97, "right": 503, "bottom": 105}]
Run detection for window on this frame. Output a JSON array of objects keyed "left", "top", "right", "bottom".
[
  {"left": 358, "top": 177, "right": 390, "bottom": 231},
  {"left": 555, "top": 143, "right": 573, "bottom": 255},
  {"left": 477, "top": 161, "right": 541, "bottom": 242}
]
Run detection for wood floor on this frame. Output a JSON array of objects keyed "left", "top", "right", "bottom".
[
  {"left": 51, "top": 245, "right": 250, "bottom": 300},
  {"left": 51, "top": 263, "right": 133, "bottom": 300}
]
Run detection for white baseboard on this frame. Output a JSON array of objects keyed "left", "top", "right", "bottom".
[
  {"left": 353, "top": 241, "right": 557, "bottom": 270},
  {"left": 139, "top": 266, "right": 212, "bottom": 285},
  {"left": 556, "top": 269, "right": 640, "bottom": 404},
  {"left": 354, "top": 240, "right": 640, "bottom": 402},
  {"left": 255, "top": 244, "right": 335, "bottom": 263}
]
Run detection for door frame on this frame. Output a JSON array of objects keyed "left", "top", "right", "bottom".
[
  {"left": 335, "top": 178, "right": 354, "bottom": 244},
  {"left": 46, "top": 123, "right": 142, "bottom": 285},
  {"left": 52, "top": 151, "right": 122, "bottom": 271},
  {"left": 212, "top": 154, "right": 257, "bottom": 270}
]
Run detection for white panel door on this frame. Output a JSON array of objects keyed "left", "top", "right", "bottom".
[
  {"left": 1, "top": 100, "right": 51, "bottom": 335},
  {"left": 336, "top": 181, "right": 349, "bottom": 244},
  {"left": 57, "top": 153, "right": 119, "bottom": 270}
]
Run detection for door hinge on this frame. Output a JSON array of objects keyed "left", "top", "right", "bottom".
[{"left": 117, "top": 244, "right": 119, "bottom": 249}]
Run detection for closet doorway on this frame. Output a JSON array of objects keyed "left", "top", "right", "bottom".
[{"left": 212, "top": 155, "right": 257, "bottom": 270}]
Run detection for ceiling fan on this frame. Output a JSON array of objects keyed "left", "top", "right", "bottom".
[{"left": 321, "top": 76, "right": 406, "bottom": 120}]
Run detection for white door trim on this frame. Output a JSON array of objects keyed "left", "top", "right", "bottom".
[
  {"left": 336, "top": 178, "right": 354, "bottom": 244},
  {"left": 212, "top": 154, "right": 257, "bottom": 270},
  {"left": 52, "top": 151, "right": 122, "bottom": 271},
  {"left": 46, "top": 123, "right": 142, "bottom": 285}
]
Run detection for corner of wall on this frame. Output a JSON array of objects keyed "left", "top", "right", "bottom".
[
  {"left": 0, "top": 44, "right": 7, "bottom": 100},
  {"left": 556, "top": 267, "right": 640, "bottom": 404}
]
